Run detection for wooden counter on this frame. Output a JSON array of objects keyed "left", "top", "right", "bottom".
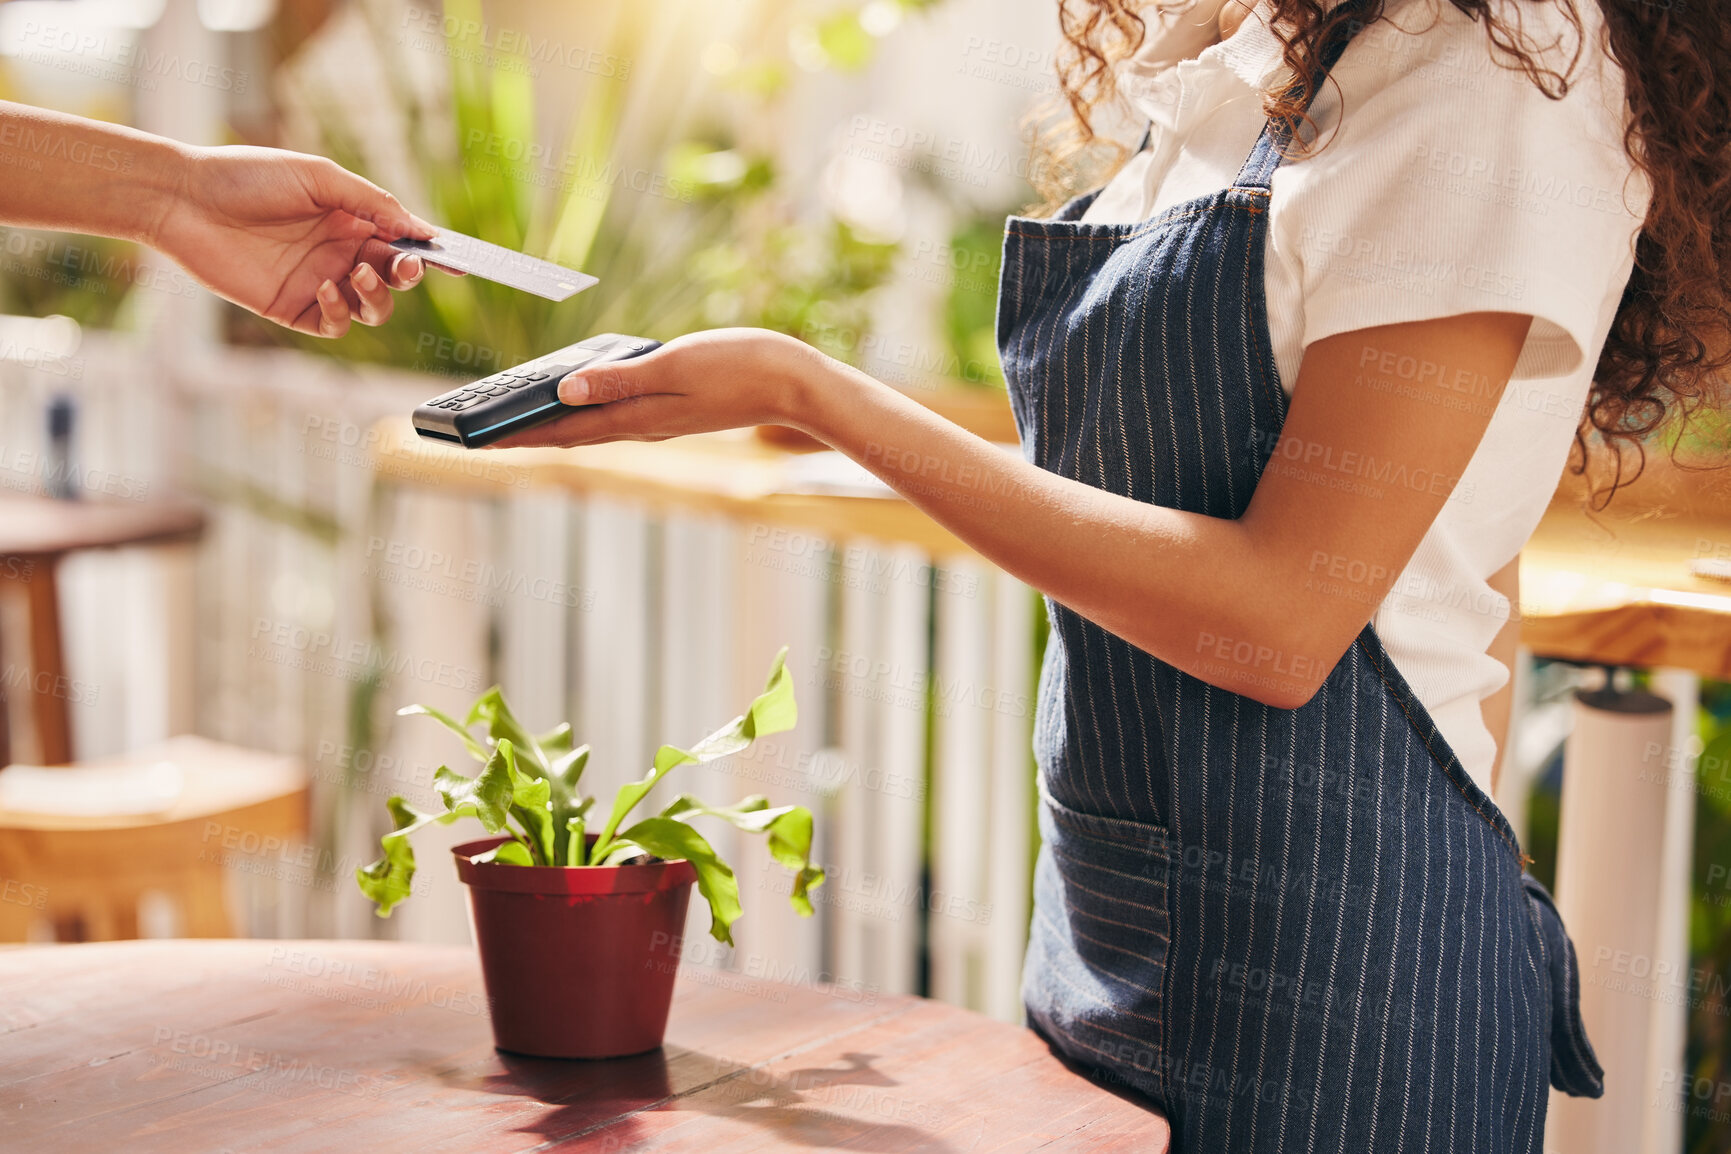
[
  {"left": 373, "top": 417, "right": 1731, "bottom": 679},
  {"left": 374, "top": 419, "right": 970, "bottom": 557}
]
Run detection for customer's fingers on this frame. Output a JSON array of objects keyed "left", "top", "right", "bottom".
[
  {"left": 347, "top": 262, "right": 394, "bottom": 327},
  {"left": 344, "top": 238, "right": 423, "bottom": 293},
  {"left": 304, "top": 155, "right": 435, "bottom": 240},
  {"left": 315, "top": 278, "right": 352, "bottom": 338},
  {"left": 386, "top": 251, "right": 424, "bottom": 290}
]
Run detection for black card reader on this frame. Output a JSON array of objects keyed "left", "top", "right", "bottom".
[{"left": 411, "top": 333, "right": 661, "bottom": 448}]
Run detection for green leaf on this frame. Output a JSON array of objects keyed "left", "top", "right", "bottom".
[
  {"left": 434, "top": 752, "right": 513, "bottom": 833},
  {"left": 660, "top": 793, "right": 768, "bottom": 822},
  {"left": 661, "top": 794, "right": 825, "bottom": 917},
  {"left": 598, "top": 840, "right": 649, "bottom": 867},
  {"left": 355, "top": 796, "right": 476, "bottom": 917},
  {"left": 512, "top": 770, "right": 551, "bottom": 811},
  {"left": 565, "top": 806, "right": 592, "bottom": 867},
  {"left": 539, "top": 722, "right": 575, "bottom": 757},
  {"left": 397, "top": 703, "right": 489, "bottom": 763},
  {"left": 505, "top": 743, "right": 556, "bottom": 865},
  {"left": 788, "top": 866, "right": 825, "bottom": 916},
  {"left": 590, "top": 648, "right": 797, "bottom": 860},
  {"left": 765, "top": 810, "right": 825, "bottom": 918},
  {"left": 552, "top": 744, "right": 590, "bottom": 790},
  {"left": 616, "top": 817, "right": 743, "bottom": 945},
  {"left": 548, "top": 745, "right": 590, "bottom": 866},
  {"left": 472, "top": 839, "right": 534, "bottom": 866},
  {"left": 508, "top": 785, "right": 550, "bottom": 865},
  {"left": 466, "top": 686, "right": 548, "bottom": 775},
  {"left": 697, "top": 645, "right": 797, "bottom": 753}
]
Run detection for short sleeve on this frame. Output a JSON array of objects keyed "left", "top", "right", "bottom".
[{"left": 1269, "top": 0, "right": 1649, "bottom": 381}]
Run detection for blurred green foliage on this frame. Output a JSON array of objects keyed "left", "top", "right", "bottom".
[
  {"left": 1524, "top": 764, "right": 1560, "bottom": 894},
  {"left": 1686, "top": 681, "right": 1731, "bottom": 1154},
  {"left": 940, "top": 212, "right": 1007, "bottom": 388},
  {"left": 0, "top": 230, "right": 139, "bottom": 330},
  {"left": 0, "top": 0, "right": 1014, "bottom": 398},
  {"left": 227, "top": 0, "right": 922, "bottom": 377},
  {"left": 1673, "top": 409, "right": 1731, "bottom": 464}
]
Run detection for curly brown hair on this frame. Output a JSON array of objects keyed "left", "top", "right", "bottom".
[{"left": 1043, "top": 0, "right": 1731, "bottom": 503}]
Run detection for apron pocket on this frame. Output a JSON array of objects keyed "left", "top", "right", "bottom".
[
  {"left": 1522, "top": 872, "right": 1605, "bottom": 1098},
  {"left": 1024, "top": 788, "right": 1173, "bottom": 1106}
]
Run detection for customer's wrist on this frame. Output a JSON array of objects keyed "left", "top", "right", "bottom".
[{"left": 126, "top": 135, "right": 194, "bottom": 251}]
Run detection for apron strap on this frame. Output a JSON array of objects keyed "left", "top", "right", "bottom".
[{"left": 1232, "top": 0, "right": 1375, "bottom": 190}]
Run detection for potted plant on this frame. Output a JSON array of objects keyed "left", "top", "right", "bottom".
[{"left": 356, "top": 648, "right": 823, "bottom": 1059}]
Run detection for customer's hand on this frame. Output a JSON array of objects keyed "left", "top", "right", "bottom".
[
  {"left": 149, "top": 145, "right": 439, "bottom": 337},
  {"left": 487, "top": 329, "right": 817, "bottom": 448}
]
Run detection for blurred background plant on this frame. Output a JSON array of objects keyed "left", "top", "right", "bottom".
[
  {"left": 226, "top": 0, "right": 950, "bottom": 378},
  {"left": 0, "top": 0, "right": 1017, "bottom": 397},
  {"left": 1685, "top": 684, "right": 1731, "bottom": 1154},
  {"left": 0, "top": 231, "right": 140, "bottom": 330},
  {"left": 1520, "top": 668, "right": 1731, "bottom": 1154}
]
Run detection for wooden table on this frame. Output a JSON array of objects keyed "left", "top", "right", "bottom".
[
  {"left": 0, "top": 939, "right": 1168, "bottom": 1152},
  {"left": 0, "top": 493, "right": 205, "bottom": 764}
]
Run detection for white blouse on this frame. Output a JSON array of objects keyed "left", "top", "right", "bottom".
[{"left": 1082, "top": 0, "right": 1648, "bottom": 792}]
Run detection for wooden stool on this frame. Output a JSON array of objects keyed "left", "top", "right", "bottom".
[
  {"left": 0, "top": 494, "right": 293, "bottom": 941},
  {"left": 0, "top": 494, "right": 309, "bottom": 941},
  {"left": 0, "top": 735, "right": 308, "bottom": 941}
]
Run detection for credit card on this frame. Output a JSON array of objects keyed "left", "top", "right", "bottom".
[{"left": 388, "top": 229, "right": 599, "bottom": 301}]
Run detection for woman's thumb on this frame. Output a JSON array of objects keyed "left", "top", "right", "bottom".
[{"left": 558, "top": 361, "right": 652, "bottom": 406}]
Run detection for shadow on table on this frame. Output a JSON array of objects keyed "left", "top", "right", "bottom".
[
  {"left": 662, "top": 1048, "right": 965, "bottom": 1152},
  {"left": 432, "top": 1045, "right": 967, "bottom": 1150},
  {"left": 1033, "top": 1029, "right": 1172, "bottom": 1128}
]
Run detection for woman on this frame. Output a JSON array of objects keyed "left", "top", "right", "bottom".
[
  {"left": 0, "top": 100, "right": 432, "bottom": 336},
  {"left": 498, "top": 0, "right": 1728, "bottom": 1148}
]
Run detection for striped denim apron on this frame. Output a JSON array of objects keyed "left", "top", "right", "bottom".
[{"left": 997, "top": 8, "right": 1603, "bottom": 1151}]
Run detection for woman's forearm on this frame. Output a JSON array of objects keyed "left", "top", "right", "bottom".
[
  {"left": 781, "top": 308, "right": 1528, "bottom": 709},
  {"left": 0, "top": 101, "right": 185, "bottom": 244},
  {"left": 514, "top": 316, "right": 1526, "bottom": 705},
  {"left": 784, "top": 350, "right": 1313, "bottom": 705}
]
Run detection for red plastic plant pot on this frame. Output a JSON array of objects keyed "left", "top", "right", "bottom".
[{"left": 453, "top": 836, "right": 697, "bottom": 1059}]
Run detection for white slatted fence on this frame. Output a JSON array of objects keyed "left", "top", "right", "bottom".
[{"left": 17, "top": 338, "right": 1041, "bottom": 1020}]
